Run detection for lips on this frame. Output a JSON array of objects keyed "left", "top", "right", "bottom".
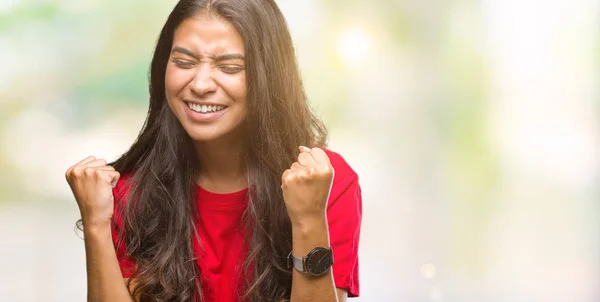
[
  {"left": 186, "top": 101, "right": 227, "bottom": 113},
  {"left": 183, "top": 101, "right": 228, "bottom": 122}
]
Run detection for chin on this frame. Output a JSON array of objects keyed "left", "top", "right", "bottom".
[
  {"left": 177, "top": 115, "right": 246, "bottom": 144},
  {"left": 186, "top": 130, "right": 222, "bottom": 142}
]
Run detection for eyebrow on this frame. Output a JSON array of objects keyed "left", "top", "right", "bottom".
[{"left": 171, "top": 46, "right": 245, "bottom": 62}]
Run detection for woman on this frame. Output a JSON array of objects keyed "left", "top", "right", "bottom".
[{"left": 65, "top": 0, "right": 362, "bottom": 301}]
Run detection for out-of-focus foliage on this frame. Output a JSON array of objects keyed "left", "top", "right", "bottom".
[{"left": 0, "top": 0, "right": 597, "bottom": 301}]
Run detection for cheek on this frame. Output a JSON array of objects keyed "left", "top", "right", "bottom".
[
  {"left": 238, "top": 76, "right": 247, "bottom": 100},
  {"left": 165, "top": 65, "right": 189, "bottom": 99},
  {"left": 225, "top": 74, "right": 247, "bottom": 104}
]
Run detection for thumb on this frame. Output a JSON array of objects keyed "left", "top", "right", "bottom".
[
  {"left": 109, "top": 171, "right": 120, "bottom": 188},
  {"left": 298, "top": 145, "right": 311, "bottom": 153}
]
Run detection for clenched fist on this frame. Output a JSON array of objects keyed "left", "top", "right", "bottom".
[
  {"left": 281, "top": 146, "right": 334, "bottom": 226},
  {"left": 65, "top": 156, "right": 120, "bottom": 228}
]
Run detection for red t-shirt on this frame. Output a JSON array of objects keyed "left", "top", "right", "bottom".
[{"left": 111, "top": 149, "right": 362, "bottom": 301}]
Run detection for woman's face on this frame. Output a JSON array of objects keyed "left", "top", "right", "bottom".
[{"left": 165, "top": 14, "right": 247, "bottom": 143}]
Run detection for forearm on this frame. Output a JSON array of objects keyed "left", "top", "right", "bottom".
[
  {"left": 289, "top": 216, "right": 338, "bottom": 302},
  {"left": 83, "top": 223, "right": 133, "bottom": 302}
]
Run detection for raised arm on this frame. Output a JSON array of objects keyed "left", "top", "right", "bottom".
[
  {"left": 66, "top": 156, "right": 134, "bottom": 302},
  {"left": 282, "top": 147, "right": 362, "bottom": 301}
]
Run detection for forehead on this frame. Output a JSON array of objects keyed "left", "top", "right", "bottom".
[{"left": 172, "top": 15, "right": 245, "bottom": 56}]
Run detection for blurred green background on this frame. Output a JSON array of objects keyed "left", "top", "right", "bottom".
[{"left": 0, "top": 0, "right": 598, "bottom": 301}]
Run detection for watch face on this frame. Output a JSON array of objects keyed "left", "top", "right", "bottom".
[{"left": 306, "top": 247, "right": 333, "bottom": 277}]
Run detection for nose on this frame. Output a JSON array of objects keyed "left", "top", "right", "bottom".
[{"left": 190, "top": 64, "right": 217, "bottom": 96}]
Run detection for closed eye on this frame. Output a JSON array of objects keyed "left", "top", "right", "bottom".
[
  {"left": 171, "top": 59, "right": 195, "bottom": 69},
  {"left": 219, "top": 66, "right": 244, "bottom": 74}
]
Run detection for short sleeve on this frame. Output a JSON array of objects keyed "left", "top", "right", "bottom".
[
  {"left": 325, "top": 149, "right": 362, "bottom": 297},
  {"left": 111, "top": 175, "right": 138, "bottom": 278}
]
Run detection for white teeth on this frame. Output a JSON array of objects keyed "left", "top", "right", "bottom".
[{"left": 187, "top": 102, "right": 225, "bottom": 113}]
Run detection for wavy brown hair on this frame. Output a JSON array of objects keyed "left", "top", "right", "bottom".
[{"left": 105, "top": 0, "right": 328, "bottom": 301}]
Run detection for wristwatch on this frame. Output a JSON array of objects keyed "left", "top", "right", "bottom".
[{"left": 287, "top": 247, "right": 334, "bottom": 277}]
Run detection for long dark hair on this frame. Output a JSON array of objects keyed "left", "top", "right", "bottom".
[{"left": 108, "top": 0, "right": 328, "bottom": 301}]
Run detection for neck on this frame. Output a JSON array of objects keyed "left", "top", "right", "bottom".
[{"left": 193, "top": 136, "right": 247, "bottom": 193}]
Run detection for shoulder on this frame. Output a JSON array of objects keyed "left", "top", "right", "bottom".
[
  {"left": 321, "top": 148, "right": 362, "bottom": 232},
  {"left": 321, "top": 147, "right": 359, "bottom": 184},
  {"left": 320, "top": 147, "right": 361, "bottom": 207},
  {"left": 319, "top": 149, "right": 362, "bottom": 297}
]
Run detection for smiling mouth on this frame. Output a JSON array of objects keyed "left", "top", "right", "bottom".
[{"left": 185, "top": 102, "right": 228, "bottom": 113}]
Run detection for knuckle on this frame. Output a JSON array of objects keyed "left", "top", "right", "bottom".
[
  {"left": 311, "top": 166, "right": 332, "bottom": 179},
  {"left": 84, "top": 167, "right": 95, "bottom": 176},
  {"left": 284, "top": 173, "right": 295, "bottom": 183},
  {"left": 72, "top": 166, "right": 83, "bottom": 176},
  {"left": 298, "top": 170, "right": 310, "bottom": 179}
]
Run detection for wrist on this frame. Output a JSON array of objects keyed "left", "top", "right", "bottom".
[
  {"left": 291, "top": 215, "right": 330, "bottom": 256},
  {"left": 81, "top": 217, "right": 112, "bottom": 235},
  {"left": 290, "top": 214, "right": 328, "bottom": 236}
]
